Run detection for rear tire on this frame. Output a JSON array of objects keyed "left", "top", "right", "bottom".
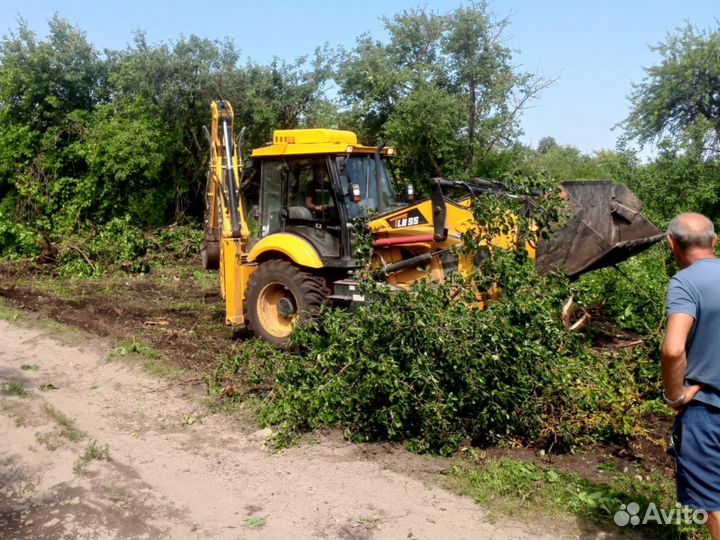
[{"left": 246, "top": 259, "right": 329, "bottom": 345}]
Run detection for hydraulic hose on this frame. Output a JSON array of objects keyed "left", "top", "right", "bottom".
[{"left": 222, "top": 118, "right": 241, "bottom": 235}]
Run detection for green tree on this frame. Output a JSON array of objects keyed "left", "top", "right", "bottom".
[
  {"left": 536, "top": 136, "right": 558, "bottom": 154},
  {"left": 623, "top": 23, "right": 720, "bottom": 155},
  {"left": 236, "top": 48, "right": 338, "bottom": 148},
  {"left": 383, "top": 83, "right": 465, "bottom": 178},
  {"left": 104, "top": 32, "right": 244, "bottom": 223},
  {"left": 0, "top": 16, "right": 338, "bottom": 247},
  {"left": 0, "top": 16, "right": 104, "bottom": 130},
  {"left": 530, "top": 144, "right": 610, "bottom": 181},
  {"left": 443, "top": 2, "right": 551, "bottom": 171},
  {"left": 0, "top": 16, "right": 103, "bottom": 239},
  {"left": 106, "top": 34, "right": 336, "bottom": 223},
  {"left": 628, "top": 143, "right": 720, "bottom": 225},
  {"left": 79, "top": 99, "right": 169, "bottom": 226},
  {"left": 337, "top": 2, "right": 551, "bottom": 189}
]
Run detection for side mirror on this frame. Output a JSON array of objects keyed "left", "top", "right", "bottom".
[
  {"left": 351, "top": 183, "right": 362, "bottom": 203},
  {"left": 406, "top": 183, "right": 415, "bottom": 202}
]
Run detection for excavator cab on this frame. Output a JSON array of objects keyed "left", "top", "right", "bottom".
[
  {"left": 202, "top": 109, "right": 405, "bottom": 343},
  {"left": 255, "top": 156, "right": 343, "bottom": 259}
]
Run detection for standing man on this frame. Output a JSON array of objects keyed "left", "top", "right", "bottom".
[{"left": 663, "top": 212, "right": 720, "bottom": 538}]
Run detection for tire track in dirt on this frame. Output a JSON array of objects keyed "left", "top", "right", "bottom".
[{"left": 0, "top": 319, "right": 561, "bottom": 539}]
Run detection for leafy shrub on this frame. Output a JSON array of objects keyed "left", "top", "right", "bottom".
[
  {"left": 260, "top": 256, "right": 651, "bottom": 454},
  {"left": 575, "top": 244, "right": 672, "bottom": 335},
  {"left": 56, "top": 216, "right": 149, "bottom": 277},
  {"left": 46, "top": 219, "right": 202, "bottom": 277},
  {"left": 255, "top": 174, "right": 665, "bottom": 454},
  {"left": 210, "top": 340, "right": 288, "bottom": 399},
  {"left": 146, "top": 224, "right": 203, "bottom": 263},
  {"left": 0, "top": 212, "right": 39, "bottom": 259},
  {"left": 570, "top": 244, "right": 670, "bottom": 406},
  {"left": 260, "top": 217, "right": 664, "bottom": 455}
]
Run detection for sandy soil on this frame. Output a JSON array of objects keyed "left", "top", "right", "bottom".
[{"left": 0, "top": 318, "right": 573, "bottom": 540}]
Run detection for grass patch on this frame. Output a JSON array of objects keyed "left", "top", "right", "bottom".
[
  {"left": 0, "top": 298, "right": 24, "bottom": 322},
  {"left": 242, "top": 517, "right": 266, "bottom": 528},
  {"left": 26, "top": 276, "right": 87, "bottom": 302},
  {"left": 37, "top": 318, "right": 88, "bottom": 346},
  {"left": 190, "top": 268, "right": 220, "bottom": 290},
  {"left": 142, "top": 357, "right": 187, "bottom": 379},
  {"left": 36, "top": 432, "right": 62, "bottom": 451},
  {"left": 1, "top": 398, "right": 33, "bottom": 426},
  {"left": 110, "top": 339, "right": 160, "bottom": 360},
  {"left": 20, "top": 364, "right": 39, "bottom": 371},
  {"left": 73, "top": 440, "right": 110, "bottom": 473},
  {"left": 110, "top": 339, "right": 187, "bottom": 379},
  {"left": 1, "top": 380, "right": 29, "bottom": 397},
  {"left": 204, "top": 394, "right": 263, "bottom": 420},
  {"left": 44, "top": 404, "right": 84, "bottom": 442},
  {"left": 445, "top": 456, "right": 702, "bottom": 539},
  {"left": 166, "top": 300, "right": 212, "bottom": 313}
]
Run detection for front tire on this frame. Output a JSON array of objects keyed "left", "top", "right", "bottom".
[{"left": 246, "top": 259, "right": 329, "bottom": 345}]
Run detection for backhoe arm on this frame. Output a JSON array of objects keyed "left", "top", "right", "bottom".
[
  {"left": 209, "top": 100, "right": 250, "bottom": 243},
  {"left": 207, "top": 100, "right": 253, "bottom": 327}
]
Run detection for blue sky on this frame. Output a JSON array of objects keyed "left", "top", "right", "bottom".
[{"left": 1, "top": 0, "right": 718, "bottom": 155}]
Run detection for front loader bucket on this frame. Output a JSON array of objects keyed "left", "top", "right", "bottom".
[{"left": 535, "top": 180, "right": 663, "bottom": 279}]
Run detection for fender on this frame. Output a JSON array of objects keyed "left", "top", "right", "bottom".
[{"left": 247, "top": 233, "right": 324, "bottom": 269}]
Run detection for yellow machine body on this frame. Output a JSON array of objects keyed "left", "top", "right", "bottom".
[
  {"left": 205, "top": 101, "right": 250, "bottom": 326},
  {"left": 251, "top": 128, "right": 396, "bottom": 158},
  {"left": 205, "top": 102, "right": 399, "bottom": 333},
  {"left": 367, "top": 197, "right": 529, "bottom": 288},
  {"left": 205, "top": 100, "right": 525, "bottom": 336},
  {"left": 247, "top": 234, "right": 324, "bottom": 269},
  {"left": 203, "top": 100, "right": 661, "bottom": 344}
]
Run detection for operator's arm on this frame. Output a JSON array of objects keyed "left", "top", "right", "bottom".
[
  {"left": 305, "top": 195, "right": 322, "bottom": 212},
  {"left": 661, "top": 313, "right": 702, "bottom": 409}
]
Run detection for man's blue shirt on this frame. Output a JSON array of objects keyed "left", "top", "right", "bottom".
[{"left": 667, "top": 258, "right": 720, "bottom": 408}]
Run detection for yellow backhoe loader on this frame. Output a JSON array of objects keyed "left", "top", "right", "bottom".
[{"left": 201, "top": 100, "right": 662, "bottom": 344}]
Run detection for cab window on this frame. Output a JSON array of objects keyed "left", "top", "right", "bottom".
[
  {"left": 259, "top": 160, "right": 283, "bottom": 236},
  {"left": 285, "top": 157, "right": 338, "bottom": 224}
]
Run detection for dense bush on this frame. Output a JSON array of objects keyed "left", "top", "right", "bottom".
[
  {"left": 0, "top": 16, "right": 333, "bottom": 258},
  {"left": 34, "top": 219, "right": 203, "bottom": 278},
  {"left": 253, "top": 177, "right": 663, "bottom": 454},
  {"left": 258, "top": 254, "right": 655, "bottom": 454},
  {"left": 576, "top": 244, "right": 672, "bottom": 335}
]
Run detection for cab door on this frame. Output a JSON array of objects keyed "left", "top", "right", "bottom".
[{"left": 258, "top": 156, "right": 343, "bottom": 260}]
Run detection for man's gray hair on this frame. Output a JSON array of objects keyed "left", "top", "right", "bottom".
[{"left": 667, "top": 213, "right": 716, "bottom": 250}]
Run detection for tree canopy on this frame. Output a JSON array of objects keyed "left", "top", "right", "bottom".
[
  {"left": 336, "top": 2, "right": 552, "bottom": 185},
  {"left": 623, "top": 23, "right": 720, "bottom": 156},
  {"left": 2, "top": 8, "right": 718, "bottom": 257},
  {"left": 0, "top": 15, "right": 332, "bottom": 249}
]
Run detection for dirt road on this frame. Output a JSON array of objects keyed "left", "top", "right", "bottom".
[{"left": 0, "top": 318, "right": 564, "bottom": 539}]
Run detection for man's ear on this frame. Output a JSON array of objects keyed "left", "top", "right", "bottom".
[
  {"left": 713, "top": 234, "right": 718, "bottom": 248},
  {"left": 667, "top": 234, "right": 676, "bottom": 251}
]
